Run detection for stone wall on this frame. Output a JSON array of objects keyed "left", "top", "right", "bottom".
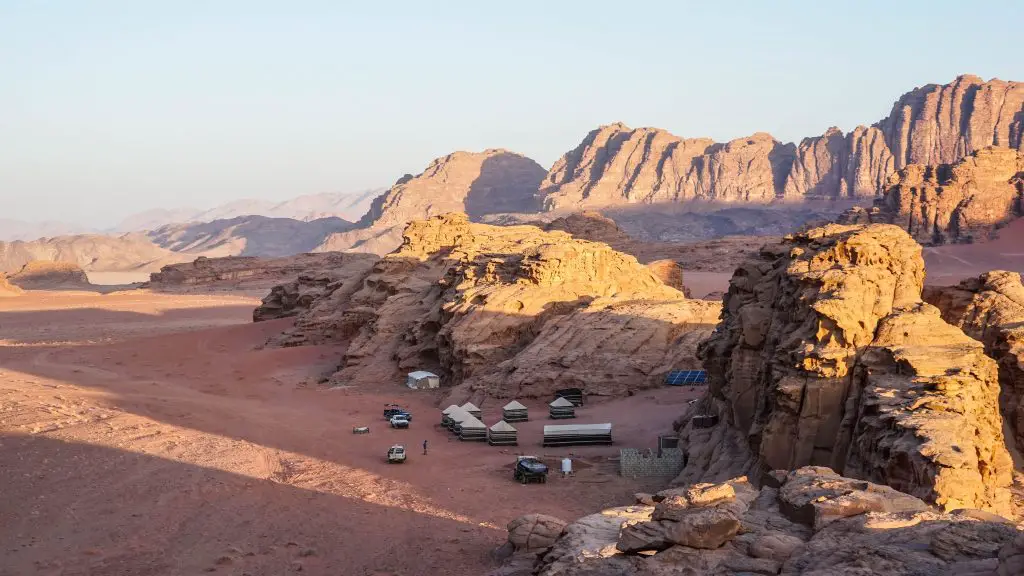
[{"left": 619, "top": 448, "right": 685, "bottom": 478}]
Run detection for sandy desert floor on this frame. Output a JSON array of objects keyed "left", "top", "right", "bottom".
[{"left": 0, "top": 289, "right": 698, "bottom": 576}]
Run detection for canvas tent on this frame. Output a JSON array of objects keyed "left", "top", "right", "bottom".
[
  {"left": 407, "top": 371, "right": 440, "bottom": 389},
  {"left": 502, "top": 400, "right": 529, "bottom": 423},
  {"left": 543, "top": 423, "right": 612, "bottom": 447},
  {"left": 441, "top": 404, "right": 461, "bottom": 426},
  {"left": 445, "top": 406, "right": 472, "bottom": 431},
  {"left": 549, "top": 396, "right": 576, "bottom": 419},
  {"left": 487, "top": 420, "right": 518, "bottom": 446},
  {"left": 457, "top": 415, "right": 487, "bottom": 441},
  {"left": 460, "top": 401, "right": 482, "bottom": 419}
]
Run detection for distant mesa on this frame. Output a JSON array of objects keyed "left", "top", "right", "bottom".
[
  {"left": 147, "top": 215, "right": 354, "bottom": 258},
  {"left": 7, "top": 261, "right": 92, "bottom": 290}
]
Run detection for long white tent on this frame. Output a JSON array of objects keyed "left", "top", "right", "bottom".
[{"left": 543, "top": 423, "right": 612, "bottom": 447}]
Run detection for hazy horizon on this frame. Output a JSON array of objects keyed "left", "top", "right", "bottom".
[{"left": 3, "top": 1, "right": 1024, "bottom": 227}]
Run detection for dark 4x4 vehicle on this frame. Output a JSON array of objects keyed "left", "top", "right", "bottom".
[
  {"left": 383, "top": 405, "right": 412, "bottom": 421},
  {"left": 513, "top": 456, "right": 548, "bottom": 484}
]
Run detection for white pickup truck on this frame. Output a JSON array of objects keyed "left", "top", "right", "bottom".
[{"left": 390, "top": 414, "right": 410, "bottom": 429}]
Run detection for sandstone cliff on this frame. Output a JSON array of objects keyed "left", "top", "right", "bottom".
[
  {"left": 315, "top": 150, "right": 546, "bottom": 255},
  {"left": 675, "top": 223, "right": 1013, "bottom": 515},
  {"left": 924, "top": 271, "right": 1024, "bottom": 461},
  {"left": 490, "top": 467, "right": 1022, "bottom": 576},
  {"left": 536, "top": 75, "right": 1024, "bottom": 209},
  {"left": 148, "top": 252, "right": 377, "bottom": 294},
  {"left": 0, "top": 233, "right": 189, "bottom": 274},
  {"left": 260, "top": 213, "right": 720, "bottom": 399},
  {"left": 840, "top": 147, "right": 1024, "bottom": 245},
  {"left": 148, "top": 215, "right": 353, "bottom": 258}
]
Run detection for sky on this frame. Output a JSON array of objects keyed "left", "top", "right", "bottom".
[{"left": 2, "top": 1, "right": 1023, "bottom": 228}]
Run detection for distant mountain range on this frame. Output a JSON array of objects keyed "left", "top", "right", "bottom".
[
  {"left": 3, "top": 75, "right": 1023, "bottom": 279},
  {"left": 1, "top": 188, "right": 383, "bottom": 241}
]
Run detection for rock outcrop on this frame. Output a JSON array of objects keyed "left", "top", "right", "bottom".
[
  {"left": 0, "top": 233, "right": 187, "bottom": 274},
  {"left": 147, "top": 215, "right": 353, "bottom": 258},
  {"left": 923, "top": 271, "right": 1024, "bottom": 457},
  {"left": 535, "top": 76, "right": 1024, "bottom": 210},
  {"left": 7, "top": 261, "right": 92, "bottom": 289},
  {"left": 0, "top": 273, "right": 22, "bottom": 296},
  {"left": 266, "top": 213, "right": 720, "bottom": 399},
  {"left": 491, "top": 468, "right": 1021, "bottom": 576},
  {"left": 840, "top": 147, "right": 1024, "bottom": 244},
  {"left": 149, "top": 252, "right": 376, "bottom": 293},
  {"left": 316, "top": 150, "right": 546, "bottom": 255},
  {"left": 675, "top": 223, "right": 1014, "bottom": 515},
  {"left": 250, "top": 254, "right": 378, "bottom": 321}
]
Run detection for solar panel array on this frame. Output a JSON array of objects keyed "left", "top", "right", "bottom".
[{"left": 665, "top": 370, "right": 708, "bottom": 386}]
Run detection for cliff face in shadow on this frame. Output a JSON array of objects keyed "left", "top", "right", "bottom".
[
  {"left": 537, "top": 75, "right": 1024, "bottom": 209},
  {"left": 316, "top": 150, "right": 546, "bottom": 255}
]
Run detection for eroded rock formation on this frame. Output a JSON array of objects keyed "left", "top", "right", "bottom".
[
  {"left": 674, "top": 223, "right": 1013, "bottom": 515},
  {"left": 535, "top": 75, "right": 1024, "bottom": 210},
  {"left": 490, "top": 468, "right": 1021, "bottom": 576},
  {"left": 0, "top": 273, "right": 22, "bottom": 296},
  {"left": 924, "top": 271, "right": 1024, "bottom": 458},
  {"left": 148, "top": 252, "right": 376, "bottom": 292},
  {"left": 315, "top": 150, "right": 546, "bottom": 255},
  {"left": 841, "top": 147, "right": 1024, "bottom": 244},
  {"left": 7, "top": 261, "right": 92, "bottom": 289},
  {"left": 262, "top": 213, "right": 720, "bottom": 399}
]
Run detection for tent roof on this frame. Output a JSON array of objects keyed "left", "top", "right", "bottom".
[
  {"left": 489, "top": 420, "right": 517, "bottom": 433},
  {"left": 459, "top": 415, "right": 486, "bottom": 429},
  {"left": 544, "top": 423, "right": 612, "bottom": 434},
  {"left": 549, "top": 397, "right": 575, "bottom": 408},
  {"left": 502, "top": 400, "right": 527, "bottom": 411},
  {"left": 448, "top": 407, "right": 472, "bottom": 422},
  {"left": 442, "top": 404, "right": 461, "bottom": 415},
  {"left": 460, "top": 402, "right": 481, "bottom": 412},
  {"left": 408, "top": 371, "right": 439, "bottom": 379}
]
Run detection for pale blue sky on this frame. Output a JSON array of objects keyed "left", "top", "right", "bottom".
[{"left": 2, "top": 1, "right": 1022, "bottom": 227}]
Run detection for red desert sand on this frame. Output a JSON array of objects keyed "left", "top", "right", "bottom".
[{"left": 0, "top": 289, "right": 700, "bottom": 576}]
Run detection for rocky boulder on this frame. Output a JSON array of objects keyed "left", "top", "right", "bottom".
[
  {"left": 516, "top": 467, "right": 1020, "bottom": 576},
  {"left": 506, "top": 514, "right": 568, "bottom": 552},
  {"left": 839, "top": 147, "right": 1024, "bottom": 245},
  {"left": 923, "top": 271, "right": 1024, "bottom": 456},
  {"left": 675, "top": 223, "right": 1014, "bottom": 516}
]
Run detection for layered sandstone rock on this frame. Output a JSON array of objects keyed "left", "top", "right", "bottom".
[
  {"left": 924, "top": 271, "right": 1024, "bottom": 456},
  {"left": 536, "top": 76, "right": 1024, "bottom": 210},
  {"left": 267, "top": 213, "right": 719, "bottom": 399},
  {"left": 493, "top": 468, "right": 1020, "bottom": 576},
  {"left": 841, "top": 147, "right": 1024, "bottom": 244},
  {"left": 315, "top": 150, "right": 546, "bottom": 255},
  {"left": 7, "top": 261, "right": 92, "bottom": 289},
  {"left": 675, "top": 223, "right": 1013, "bottom": 515}
]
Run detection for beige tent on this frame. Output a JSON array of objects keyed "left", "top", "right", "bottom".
[
  {"left": 502, "top": 400, "right": 529, "bottom": 423},
  {"left": 457, "top": 415, "right": 487, "bottom": 441},
  {"left": 460, "top": 401, "right": 482, "bottom": 419},
  {"left": 549, "top": 396, "right": 576, "bottom": 419}
]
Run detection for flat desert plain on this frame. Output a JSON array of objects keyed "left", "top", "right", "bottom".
[{"left": 0, "top": 289, "right": 698, "bottom": 576}]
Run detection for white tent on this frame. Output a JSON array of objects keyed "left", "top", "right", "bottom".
[
  {"left": 502, "top": 400, "right": 527, "bottom": 411},
  {"left": 459, "top": 415, "right": 486, "bottom": 430},
  {"left": 543, "top": 423, "right": 613, "bottom": 447},
  {"left": 549, "top": 397, "right": 574, "bottom": 408},
  {"left": 457, "top": 414, "right": 487, "bottom": 441},
  {"left": 407, "top": 371, "right": 440, "bottom": 389},
  {"left": 489, "top": 420, "right": 518, "bottom": 433},
  {"left": 447, "top": 407, "right": 472, "bottom": 423},
  {"left": 460, "top": 401, "right": 482, "bottom": 418},
  {"left": 503, "top": 399, "right": 529, "bottom": 423},
  {"left": 442, "top": 404, "right": 460, "bottom": 415}
]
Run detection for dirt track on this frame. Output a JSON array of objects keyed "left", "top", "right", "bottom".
[{"left": 0, "top": 290, "right": 696, "bottom": 576}]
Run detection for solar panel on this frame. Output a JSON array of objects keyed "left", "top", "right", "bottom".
[{"left": 665, "top": 370, "right": 708, "bottom": 386}]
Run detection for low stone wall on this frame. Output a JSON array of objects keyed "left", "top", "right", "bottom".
[{"left": 619, "top": 448, "right": 685, "bottom": 478}]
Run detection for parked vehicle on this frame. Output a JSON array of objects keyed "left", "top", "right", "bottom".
[
  {"left": 390, "top": 415, "right": 410, "bottom": 429},
  {"left": 383, "top": 405, "right": 412, "bottom": 421},
  {"left": 513, "top": 456, "right": 548, "bottom": 484},
  {"left": 387, "top": 445, "right": 407, "bottom": 463}
]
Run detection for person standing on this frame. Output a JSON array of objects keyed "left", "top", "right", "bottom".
[{"left": 423, "top": 439, "right": 428, "bottom": 455}]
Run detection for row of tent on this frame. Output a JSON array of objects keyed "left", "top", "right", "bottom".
[{"left": 440, "top": 402, "right": 612, "bottom": 446}]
